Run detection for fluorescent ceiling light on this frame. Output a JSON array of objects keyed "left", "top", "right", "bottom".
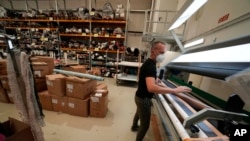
[
  {"left": 184, "top": 38, "right": 204, "bottom": 48},
  {"left": 172, "top": 43, "right": 250, "bottom": 62},
  {"left": 168, "top": 0, "right": 208, "bottom": 31}
]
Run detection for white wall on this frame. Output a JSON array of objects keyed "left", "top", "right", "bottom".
[{"left": 183, "top": 0, "right": 250, "bottom": 47}]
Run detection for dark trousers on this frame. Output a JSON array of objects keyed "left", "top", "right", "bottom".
[{"left": 132, "top": 96, "right": 151, "bottom": 141}]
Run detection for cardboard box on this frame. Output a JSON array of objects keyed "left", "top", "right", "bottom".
[
  {"left": 51, "top": 95, "right": 68, "bottom": 113},
  {"left": 67, "top": 97, "right": 89, "bottom": 117},
  {"left": 31, "top": 56, "right": 54, "bottom": 74},
  {"left": 1, "top": 117, "right": 34, "bottom": 141},
  {"left": 0, "top": 59, "right": 7, "bottom": 76},
  {"left": 66, "top": 76, "right": 97, "bottom": 99},
  {"left": 0, "top": 59, "right": 7, "bottom": 68},
  {"left": 38, "top": 91, "right": 53, "bottom": 111},
  {"left": 63, "top": 65, "right": 87, "bottom": 73},
  {"left": 92, "top": 67, "right": 102, "bottom": 76},
  {"left": 96, "top": 83, "right": 108, "bottom": 90},
  {"left": 0, "top": 75, "right": 10, "bottom": 90},
  {"left": 46, "top": 74, "right": 66, "bottom": 96},
  {"left": 35, "top": 77, "right": 47, "bottom": 92},
  {"left": 0, "top": 86, "right": 9, "bottom": 103},
  {"left": 90, "top": 90, "right": 108, "bottom": 118},
  {"left": 31, "top": 62, "right": 49, "bottom": 77}
]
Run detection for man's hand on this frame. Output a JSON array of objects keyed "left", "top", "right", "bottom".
[{"left": 174, "top": 86, "right": 192, "bottom": 94}]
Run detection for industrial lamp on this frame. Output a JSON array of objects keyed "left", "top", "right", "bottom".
[
  {"left": 184, "top": 38, "right": 205, "bottom": 48},
  {"left": 168, "top": 0, "right": 208, "bottom": 31}
]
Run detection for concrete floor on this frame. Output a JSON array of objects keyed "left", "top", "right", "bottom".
[{"left": 0, "top": 78, "right": 157, "bottom": 141}]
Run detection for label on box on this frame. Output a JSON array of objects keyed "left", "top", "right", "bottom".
[
  {"left": 61, "top": 102, "right": 65, "bottom": 106},
  {"left": 94, "top": 34, "right": 98, "bottom": 37},
  {"left": 91, "top": 97, "right": 99, "bottom": 102},
  {"left": 116, "top": 34, "right": 121, "bottom": 38},
  {"left": 52, "top": 99, "right": 58, "bottom": 104},
  {"left": 34, "top": 71, "right": 41, "bottom": 77},
  {"left": 1, "top": 80, "right": 6, "bottom": 84},
  {"left": 67, "top": 84, "right": 73, "bottom": 93},
  {"left": 68, "top": 103, "right": 75, "bottom": 108},
  {"left": 46, "top": 80, "right": 53, "bottom": 86},
  {"left": 49, "top": 17, "right": 53, "bottom": 21}
]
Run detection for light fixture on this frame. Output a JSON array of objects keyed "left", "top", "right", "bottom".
[
  {"left": 172, "top": 43, "right": 250, "bottom": 62},
  {"left": 168, "top": 0, "right": 208, "bottom": 31},
  {"left": 184, "top": 38, "right": 204, "bottom": 48}
]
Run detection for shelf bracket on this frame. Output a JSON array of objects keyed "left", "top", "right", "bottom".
[{"left": 183, "top": 108, "right": 249, "bottom": 128}]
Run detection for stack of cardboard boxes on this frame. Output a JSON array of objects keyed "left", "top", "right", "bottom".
[
  {"left": 38, "top": 65, "right": 109, "bottom": 118},
  {"left": 90, "top": 83, "right": 109, "bottom": 117},
  {"left": 31, "top": 56, "right": 55, "bottom": 92},
  {"left": 0, "top": 57, "right": 109, "bottom": 118},
  {"left": 0, "top": 59, "right": 10, "bottom": 103},
  {"left": 0, "top": 57, "right": 54, "bottom": 104}
]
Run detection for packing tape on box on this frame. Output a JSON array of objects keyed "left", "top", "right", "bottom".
[{"left": 94, "top": 93, "right": 103, "bottom": 97}]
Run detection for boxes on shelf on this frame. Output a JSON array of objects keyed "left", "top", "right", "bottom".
[
  {"left": 34, "top": 77, "right": 47, "bottom": 92},
  {"left": 46, "top": 74, "right": 66, "bottom": 96},
  {"left": 66, "top": 76, "right": 97, "bottom": 100},
  {"left": 38, "top": 91, "right": 53, "bottom": 111},
  {"left": 51, "top": 95, "right": 68, "bottom": 113},
  {"left": 0, "top": 59, "right": 7, "bottom": 76},
  {"left": 31, "top": 62, "right": 49, "bottom": 77},
  {"left": 90, "top": 89, "right": 109, "bottom": 118},
  {"left": 63, "top": 65, "right": 87, "bottom": 73},
  {"left": 67, "top": 97, "right": 89, "bottom": 117},
  {"left": 1, "top": 117, "right": 35, "bottom": 141},
  {"left": 0, "top": 86, "right": 9, "bottom": 103},
  {"left": 0, "top": 75, "right": 10, "bottom": 90},
  {"left": 31, "top": 56, "right": 54, "bottom": 74}
]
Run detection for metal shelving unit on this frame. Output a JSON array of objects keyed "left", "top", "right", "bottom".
[{"left": 116, "top": 60, "right": 142, "bottom": 84}]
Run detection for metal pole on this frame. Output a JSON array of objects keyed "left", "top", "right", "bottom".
[
  {"left": 170, "top": 30, "right": 185, "bottom": 53},
  {"left": 8, "top": 0, "right": 14, "bottom": 10},
  {"left": 55, "top": 0, "right": 58, "bottom": 14},
  {"left": 34, "top": 0, "right": 39, "bottom": 11},
  {"left": 53, "top": 69, "right": 104, "bottom": 81}
]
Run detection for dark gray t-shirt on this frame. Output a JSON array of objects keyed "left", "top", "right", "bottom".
[{"left": 136, "top": 58, "right": 156, "bottom": 99}]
